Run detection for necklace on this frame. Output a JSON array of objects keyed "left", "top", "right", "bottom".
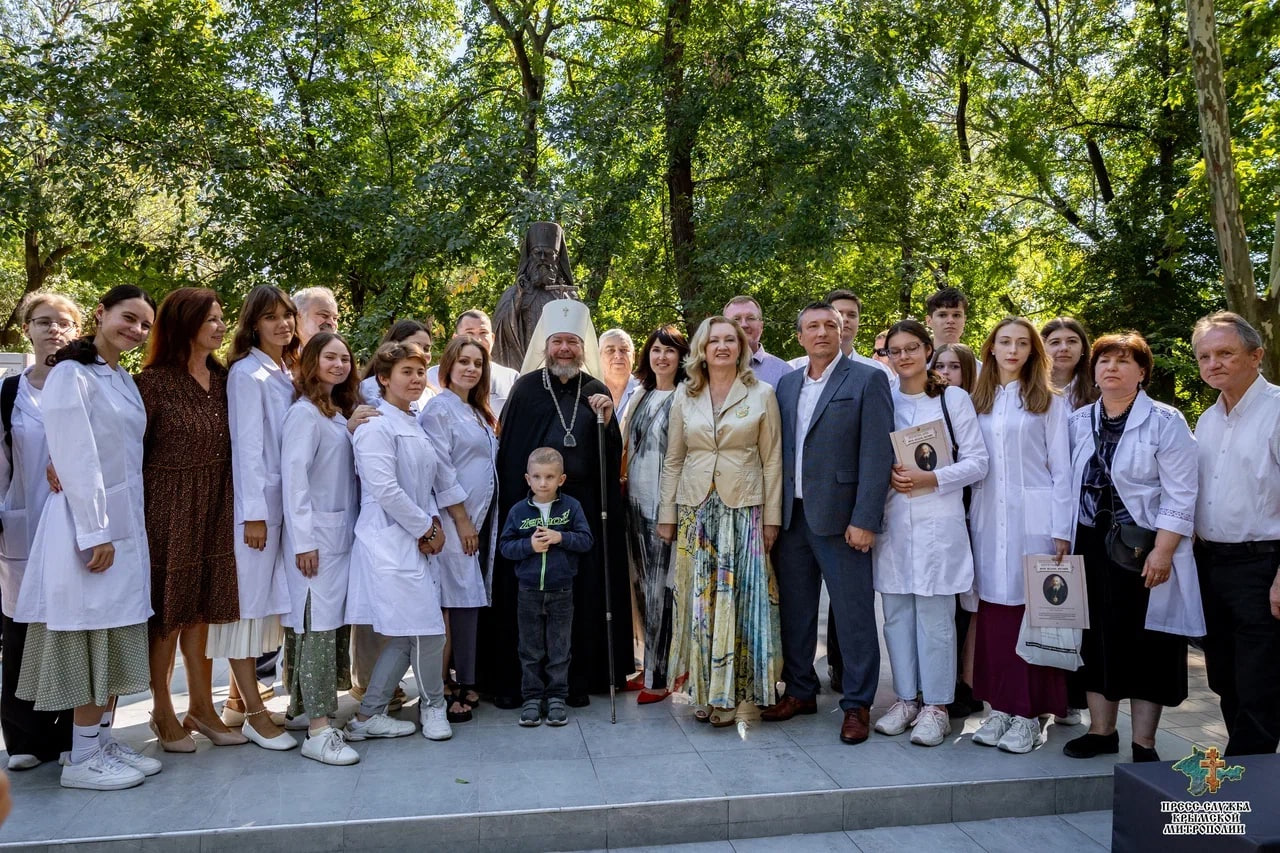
[{"left": 542, "top": 367, "right": 583, "bottom": 448}]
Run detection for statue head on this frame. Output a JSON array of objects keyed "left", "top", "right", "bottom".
[{"left": 518, "top": 222, "right": 576, "bottom": 295}]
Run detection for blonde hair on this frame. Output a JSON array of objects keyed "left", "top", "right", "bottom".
[
  {"left": 21, "top": 292, "right": 83, "bottom": 327},
  {"left": 683, "top": 316, "right": 755, "bottom": 396},
  {"left": 971, "top": 316, "right": 1057, "bottom": 415}
]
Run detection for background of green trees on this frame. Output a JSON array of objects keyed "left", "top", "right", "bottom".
[{"left": 4, "top": 0, "right": 1278, "bottom": 409}]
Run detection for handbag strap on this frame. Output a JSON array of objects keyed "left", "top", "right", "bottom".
[{"left": 939, "top": 390, "right": 960, "bottom": 461}]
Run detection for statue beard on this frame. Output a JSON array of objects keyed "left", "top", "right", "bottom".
[
  {"left": 534, "top": 262, "right": 558, "bottom": 289},
  {"left": 548, "top": 356, "right": 583, "bottom": 381}
]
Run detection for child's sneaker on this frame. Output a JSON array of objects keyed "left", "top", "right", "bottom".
[
  {"left": 545, "top": 698, "right": 568, "bottom": 727},
  {"left": 420, "top": 700, "right": 453, "bottom": 741},
  {"left": 519, "top": 699, "right": 542, "bottom": 727}
]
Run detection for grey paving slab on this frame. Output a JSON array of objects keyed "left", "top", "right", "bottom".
[
  {"left": 846, "top": 821, "right": 987, "bottom": 852},
  {"left": 580, "top": 716, "right": 697, "bottom": 760},
  {"left": 476, "top": 757, "right": 606, "bottom": 811},
  {"left": 731, "top": 831, "right": 857, "bottom": 851},
  {"left": 1059, "top": 809, "right": 1113, "bottom": 847},
  {"left": 595, "top": 751, "right": 718, "bottom": 804},
  {"left": 727, "top": 791, "right": 845, "bottom": 839},
  {"left": 953, "top": 814, "right": 1107, "bottom": 853},
  {"left": 843, "top": 785, "right": 953, "bottom": 831},
  {"left": 701, "top": 746, "right": 839, "bottom": 796},
  {"left": 605, "top": 799, "right": 729, "bottom": 848}
]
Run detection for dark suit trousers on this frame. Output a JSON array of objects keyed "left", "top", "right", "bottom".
[
  {"left": 775, "top": 500, "right": 879, "bottom": 711},
  {"left": 1, "top": 615, "right": 71, "bottom": 761},
  {"left": 1195, "top": 542, "right": 1280, "bottom": 757}
]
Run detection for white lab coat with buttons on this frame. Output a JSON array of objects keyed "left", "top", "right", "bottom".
[
  {"left": 280, "top": 399, "right": 358, "bottom": 633},
  {"left": 227, "top": 348, "right": 291, "bottom": 620},
  {"left": 0, "top": 371, "right": 54, "bottom": 617},
  {"left": 970, "top": 383, "right": 1074, "bottom": 606},
  {"left": 874, "top": 386, "right": 989, "bottom": 596},
  {"left": 347, "top": 400, "right": 467, "bottom": 637},
  {"left": 418, "top": 390, "right": 497, "bottom": 608},
  {"left": 16, "top": 360, "right": 152, "bottom": 630},
  {"left": 1067, "top": 392, "right": 1205, "bottom": 636}
]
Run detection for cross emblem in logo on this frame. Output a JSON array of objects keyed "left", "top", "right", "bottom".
[{"left": 1200, "top": 746, "right": 1228, "bottom": 793}]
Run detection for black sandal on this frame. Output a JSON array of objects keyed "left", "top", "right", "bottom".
[{"left": 446, "top": 687, "right": 476, "bottom": 723}]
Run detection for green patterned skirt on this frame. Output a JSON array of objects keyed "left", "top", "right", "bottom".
[
  {"left": 667, "top": 490, "right": 781, "bottom": 708},
  {"left": 16, "top": 622, "right": 150, "bottom": 712}
]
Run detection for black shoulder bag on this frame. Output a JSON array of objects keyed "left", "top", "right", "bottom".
[
  {"left": 1091, "top": 404, "right": 1156, "bottom": 573},
  {"left": 938, "top": 391, "right": 972, "bottom": 516}
]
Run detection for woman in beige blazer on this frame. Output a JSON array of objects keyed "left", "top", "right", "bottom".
[{"left": 658, "top": 316, "right": 783, "bottom": 726}]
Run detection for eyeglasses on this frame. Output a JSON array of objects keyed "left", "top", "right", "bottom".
[
  {"left": 30, "top": 318, "right": 77, "bottom": 332},
  {"left": 886, "top": 342, "right": 925, "bottom": 359}
]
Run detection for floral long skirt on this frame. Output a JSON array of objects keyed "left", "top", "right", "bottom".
[{"left": 667, "top": 491, "right": 781, "bottom": 708}]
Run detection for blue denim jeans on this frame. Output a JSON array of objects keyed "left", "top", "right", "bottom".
[{"left": 517, "top": 587, "right": 574, "bottom": 701}]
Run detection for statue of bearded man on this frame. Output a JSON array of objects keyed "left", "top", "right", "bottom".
[{"left": 492, "top": 221, "right": 581, "bottom": 369}]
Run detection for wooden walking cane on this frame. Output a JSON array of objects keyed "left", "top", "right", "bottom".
[{"left": 597, "top": 410, "right": 618, "bottom": 723}]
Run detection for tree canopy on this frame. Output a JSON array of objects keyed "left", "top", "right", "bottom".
[{"left": 3, "top": 0, "right": 1277, "bottom": 408}]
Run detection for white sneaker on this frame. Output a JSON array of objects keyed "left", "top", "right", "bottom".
[
  {"left": 7, "top": 754, "right": 40, "bottom": 771},
  {"left": 997, "top": 715, "right": 1043, "bottom": 754},
  {"left": 1055, "top": 708, "right": 1083, "bottom": 726},
  {"left": 972, "top": 710, "right": 1012, "bottom": 746},
  {"left": 874, "top": 699, "right": 920, "bottom": 736},
  {"left": 344, "top": 713, "right": 415, "bottom": 741},
  {"left": 909, "top": 705, "right": 951, "bottom": 747},
  {"left": 301, "top": 727, "right": 360, "bottom": 766},
  {"left": 60, "top": 750, "right": 145, "bottom": 791},
  {"left": 420, "top": 701, "right": 453, "bottom": 741},
  {"left": 103, "top": 740, "right": 162, "bottom": 776}
]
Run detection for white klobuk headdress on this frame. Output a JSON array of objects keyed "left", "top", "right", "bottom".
[{"left": 519, "top": 299, "right": 602, "bottom": 378}]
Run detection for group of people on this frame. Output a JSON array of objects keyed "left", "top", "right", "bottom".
[{"left": 0, "top": 281, "right": 1276, "bottom": 796}]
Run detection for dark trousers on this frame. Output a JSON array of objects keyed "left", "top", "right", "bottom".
[
  {"left": 1, "top": 615, "right": 72, "bottom": 760},
  {"left": 1196, "top": 542, "right": 1280, "bottom": 756},
  {"left": 517, "top": 587, "right": 574, "bottom": 702},
  {"left": 775, "top": 501, "right": 879, "bottom": 710}
]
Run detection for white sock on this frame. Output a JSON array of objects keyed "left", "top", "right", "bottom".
[
  {"left": 98, "top": 708, "right": 116, "bottom": 746},
  {"left": 71, "top": 724, "right": 101, "bottom": 764}
]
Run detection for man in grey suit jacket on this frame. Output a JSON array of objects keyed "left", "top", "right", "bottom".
[{"left": 761, "top": 302, "right": 894, "bottom": 744}]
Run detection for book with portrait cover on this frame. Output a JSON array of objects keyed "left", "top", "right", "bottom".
[
  {"left": 889, "top": 419, "right": 953, "bottom": 497},
  {"left": 1023, "top": 554, "right": 1089, "bottom": 629}
]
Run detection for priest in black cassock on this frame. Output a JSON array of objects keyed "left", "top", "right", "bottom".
[{"left": 477, "top": 300, "right": 635, "bottom": 707}]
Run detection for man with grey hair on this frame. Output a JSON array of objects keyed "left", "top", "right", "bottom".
[
  {"left": 598, "top": 328, "right": 640, "bottom": 421},
  {"left": 724, "top": 295, "right": 792, "bottom": 387},
  {"left": 427, "top": 309, "right": 519, "bottom": 415},
  {"left": 1192, "top": 310, "right": 1280, "bottom": 756},
  {"left": 292, "top": 287, "right": 339, "bottom": 345}
]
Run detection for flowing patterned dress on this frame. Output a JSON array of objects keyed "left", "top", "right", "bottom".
[{"left": 623, "top": 388, "right": 676, "bottom": 688}]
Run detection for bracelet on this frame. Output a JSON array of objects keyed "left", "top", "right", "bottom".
[{"left": 425, "top": 523, "right": 439, "bottom": 543}]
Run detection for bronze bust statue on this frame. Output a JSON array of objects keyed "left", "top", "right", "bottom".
[{"left": 492, "top": 221, "right": 581, "bottom": 369}]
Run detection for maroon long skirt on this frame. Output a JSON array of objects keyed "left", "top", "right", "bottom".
[{"left": 972, "top": 600, "right": 1068, "bottom": 718}]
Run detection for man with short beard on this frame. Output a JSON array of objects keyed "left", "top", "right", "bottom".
[{"left": 477, "top": 301, "right": 634, "bottom": 708}]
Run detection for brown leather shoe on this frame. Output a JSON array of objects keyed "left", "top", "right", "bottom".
[
  {"left": 840, "top": 707, "right": 871, "bottom": 744},
  {"left": 760, "top": 695, "right": 818, "bottom": 722}
]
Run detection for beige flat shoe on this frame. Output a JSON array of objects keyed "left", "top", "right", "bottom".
[
  {"left": 183, "top": 715, "right": 249, "bottom": 746},
  {"left": 149, "top": 715, "right": 196, "bottom": 753}
]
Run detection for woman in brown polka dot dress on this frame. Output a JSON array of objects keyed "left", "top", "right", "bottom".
[{"left": 136, "top": 288, "right": 244, "bottom": 751}]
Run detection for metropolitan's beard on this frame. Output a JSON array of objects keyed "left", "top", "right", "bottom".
[{"left": 548, "top": 356, "right": 584, "bottom": 380}]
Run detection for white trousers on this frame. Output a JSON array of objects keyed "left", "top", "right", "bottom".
[{"left": 881, "top": 592, "right": 957, "bottom": 706}]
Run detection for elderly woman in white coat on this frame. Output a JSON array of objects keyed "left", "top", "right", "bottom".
[
  {"left": 345, "top": 341, "right": 465, "bottom": 743},
  {"left": 0, "top": 293, "right": 80, "bottom": 771},
  {"left": 219, "top": 284, "right": 297, "bottom": 750},
  {"left": 15, "top": 285, "right": 163, "bottom": 791},
  {"left": 967, "top": 317, "right": 1074, "bottom": 755},
  {"left": 281, "top": 333, "right": 363, "bottom": 766},
  {"left": 419, "top": 336, "right": 498, "bottom": 723},
  {"left": 1061, "top": 332, "right": 1202, "bottom": 763},
  {"left": 872, "top": 320, "right": 989, "bottom": 747}
]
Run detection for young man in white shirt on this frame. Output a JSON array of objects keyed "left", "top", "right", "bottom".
[{"left": 1192, "top": 311, "right": 1280, "bottom": 757}]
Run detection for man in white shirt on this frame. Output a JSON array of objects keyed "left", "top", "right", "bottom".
[
  {"left": 762, "top": 302, "right": 893, "bottom": 745},
  {"left": 1192, "top": 311, "right": 1280, "bottom": 756},
  {"left": 427, "top": 309, "right": 519, "bottom": 415},
  {"left": 598, "top": 329, "right": 640, "bottom": 421},
  {"left": 724, "top": 295, "right": 792, "bottom": 387}
]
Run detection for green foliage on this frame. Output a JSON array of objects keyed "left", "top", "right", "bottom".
[{"left": 2, "top": 0, "right": 1277, "bottom": 406}]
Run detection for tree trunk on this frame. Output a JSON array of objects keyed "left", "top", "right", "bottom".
[
  {"left": 662, "top": 0, "right": 699, "bottom": 327},
  {"left": 1185, "top": 0, "right": 1279, "bottom": 378}
]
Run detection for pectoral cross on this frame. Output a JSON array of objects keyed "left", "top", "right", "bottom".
[{"left": 1200, "top": 746, "right": 1227, "bottom": 793}]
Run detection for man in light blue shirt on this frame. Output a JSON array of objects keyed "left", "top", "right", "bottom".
[{"left": 724, "top": 295, "right": 792, "bottom": 387}]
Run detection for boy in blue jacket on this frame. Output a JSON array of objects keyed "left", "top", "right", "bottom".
[{"left": 498, "top": 447, "right": 594, "bottom": 727}]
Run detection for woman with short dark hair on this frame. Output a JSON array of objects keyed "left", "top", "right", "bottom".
[
  {"left": 137, "top": 287, "right": 245, "bottom": 752},
  {"left": 1062, "top": 332, "right": 1203, "bottom": 763}
]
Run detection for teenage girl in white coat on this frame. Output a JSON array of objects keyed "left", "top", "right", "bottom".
[
  {"left": 346, "top": 341, "right": 465, "bottom": 743},
  {"left": 15, "top": 286, "right": 162, "bottom": 791},
  {"left": 219, "top": 285, "right": 298, "bottom": 751},
  {"left": 967, "top": 317, "right": 1074, "bottom": 755},
  {"left": 281, "top": 332, "right": 362, "bottom": 765},
  {"left": 418, "top": 336, "right": 499, "bottom": 723},
  {"left": 0, "top": 293, "right": 80, "bottom": 771},
  {"left": 873, "top": 320, "right": 989, "bottom": 747}
]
